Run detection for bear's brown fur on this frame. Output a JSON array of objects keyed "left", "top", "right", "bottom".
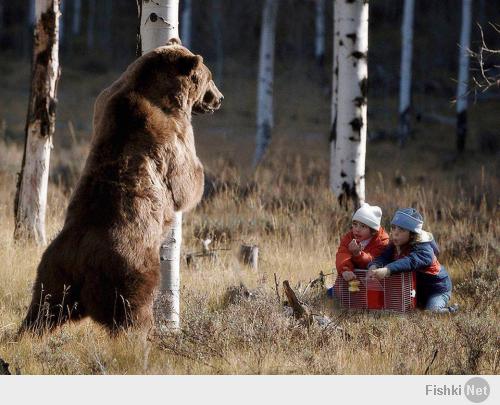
[{"left": 19, "top": 40, "right": 223, "bottom": 334}]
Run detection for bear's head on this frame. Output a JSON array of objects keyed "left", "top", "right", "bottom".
[{"left": 132, "top": 39, "right": 223, "bottom": 115}]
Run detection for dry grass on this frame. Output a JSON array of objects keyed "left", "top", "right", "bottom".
[{"left": 0, "top": 60, "right": 498, "bottom": 375}]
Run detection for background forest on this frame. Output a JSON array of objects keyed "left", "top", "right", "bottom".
[{"left": 0, "top": 0, "right": 498, "bottom": 375}]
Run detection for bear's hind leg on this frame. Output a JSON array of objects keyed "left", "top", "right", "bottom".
[{"left": 19, "top": 273, "right": 84, "bottom": 336}]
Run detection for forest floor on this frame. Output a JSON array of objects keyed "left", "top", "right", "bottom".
[{"left": 0, "top": 57, "right": 498, "bottom": 374}]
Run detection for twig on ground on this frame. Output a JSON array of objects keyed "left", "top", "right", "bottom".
[
  {"left": 274, "top": 273, "right": 281, "bottom": 304},
  {"left": 424, "top": 348, "right": 439, "bottom": 375}
]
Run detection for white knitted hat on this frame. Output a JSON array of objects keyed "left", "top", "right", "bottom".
[{"left": 352, "top": 203, "right": 382, "bottom": 231}]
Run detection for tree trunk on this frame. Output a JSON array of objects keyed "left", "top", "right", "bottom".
[
  {"left": 329, "top": 0, "right": 340, "bottom": 192},
  {"left": 59, "top": 0, "right": 65, "bottom": 45},
  {"left": 398, "top": 0, "right": 414, "bottom": 146},
  {"left": 29, "top": 0, "right": 36, "bottom": 26},
  {"left": 314, "top": 0, "right": 325, "bottom": 66},
  {"left": 253, "top": 0, "right": 279, "bottom": 168},
  {"left": 99, "top": 0, "right": 113, "bottom": 53},
  {"left": 87, "top": 0, "right": 95, "bottom": 50},
  {"left": 139, "top": 0, "right": 182, "bottom": 332},
  {"left": 72, "top": 0, "right": 81, "bottom": 35},
  {"left": 181, "top": 0, "right": 192, "bottom": 48},
  {"left": 25, "top": 0, "right": 37, "bottom": 57},
  {"left": 14, "top": 0, "right": 61, "bottom": 245},
  {"left": 212, "top": 0, "right": 223, "bottom": 86},
  {"left": 331, "top": 0, "right": 368, "bottom": 207},
  {"left": 456, "top": 0, "right": 472, "bottom": 153}
]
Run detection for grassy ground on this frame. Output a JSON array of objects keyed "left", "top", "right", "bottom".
[{"left": 0, "top": 57, "right": 498, "bottom": 374}]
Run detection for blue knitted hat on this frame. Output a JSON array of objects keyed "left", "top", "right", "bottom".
[{"left": 391, "top": 208, "right": 423, "bottom": 234}]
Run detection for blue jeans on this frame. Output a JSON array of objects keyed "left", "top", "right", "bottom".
[{"left": 425, "top": 291, "right": 451, "bottom": 313}]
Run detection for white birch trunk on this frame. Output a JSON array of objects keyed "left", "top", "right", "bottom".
[
  {"left": 253, "top": 0, "right": 279, "bottom": 167},
  {"left": 456, "top": 0, "right": 472, "bottom": 153},
  {"left": 72, "top": 0, "right": 81, "bottom": 35},
  {"left": 398, "top": 0, "right": 414, "bottom": 145},
  {"left": 29, "top": 0, "right": 36, "bottom": 27},
  {"left": 315, "top": 0, "right": 326, "bottom": 65},
  {"left": 331, "top": 0, "right": 368, "bottom": 206},
  {"left": 87, "top": 0, "right": 95, "bottom": 49},
  {"left": 140, "top": 0, "right": 182, "bottom": 332},
  {"left": 212, "top": 0, "right": 223, "bottom": 86},
  {"left": 329, "top": 0, "right": 340, "bottom": 192},
  {"left": 181, "top": 0, "right": 192, "bottom": 48},
  {"left": 59, "top": 0, "right": 65, "bottom": 44},
  {"left": 15, "top": 0, "right": 61, "bottom": 245}
]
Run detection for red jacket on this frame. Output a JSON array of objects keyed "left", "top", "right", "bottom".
[{"left": 336, "top": 227, "right": 389, "bottom": 274}]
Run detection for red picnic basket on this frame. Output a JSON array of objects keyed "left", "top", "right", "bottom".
[{"left": 334, "top": 269, "right": 416, "bottom": 312}]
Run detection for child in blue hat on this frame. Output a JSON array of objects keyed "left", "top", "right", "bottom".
[{"left": 368, "top": 208, "right": 456, "bottom": 313}]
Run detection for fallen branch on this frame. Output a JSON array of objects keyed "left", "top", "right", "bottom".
[
  {"left": 283, "top": 280, "right": 313, "bottom": 327},
  {"left": 424, "top": 348, "right": 439, "bottom": 375}
]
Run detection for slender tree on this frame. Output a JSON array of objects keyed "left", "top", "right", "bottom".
[
  {"left": 329, "top": 0, "right": 340, "bottom": 192},
  {"left": 253, "top": 0, "right": 279, "bottom": 167},
  {"left": 72, "top": 0, "right": 81, "bottom": 35},
  {"left": 181, "top": 0, "right": 192, "bottom": 48},
  {"left": 314, "top": 0, "right": 326, "bottom": 66},
  {"left": 139, "top": 0, "right": 182, "bottom": 331},
  {"left": 456, "top": 0, "right": 472, "bottom": 153},
  {"left": 14, "top": 0, "right": 61, "bottom": 244},
  {"left": 59, "top": 0, "right": 65, "bottom": 44},
  {"left": 398, "top": 0, "right": 414, "bottom": 146},
  {"left": 29, "top": 0, "right": 36, "bottom": 26},
  {"left": 331, "top": 0, "right": 368, "bottom": 206},
  {"left": 87, "top": 0, "right": 95, "bottom": 49},
  {"left": 212, "top": 0, "right": 223, "bottom": 86}
]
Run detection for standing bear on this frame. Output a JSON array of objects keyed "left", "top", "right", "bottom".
[{"left": 19, "top": 39, "right": 223, "bottom": 334}]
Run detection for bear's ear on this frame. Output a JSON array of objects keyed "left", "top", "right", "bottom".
[
  {"left": 177, "top": 55, "right": 203, "bottom": 76},
  {"left": 166, "top": 37, "right": 182, "bottom": 46}
]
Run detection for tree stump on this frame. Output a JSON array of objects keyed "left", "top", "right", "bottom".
[{"left": 239, "top": 244, "right": 259, "bottom": 270}]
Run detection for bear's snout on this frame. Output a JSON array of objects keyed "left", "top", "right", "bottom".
[{"left": 194, "top": 80, "right": 223, "bottom": 114}]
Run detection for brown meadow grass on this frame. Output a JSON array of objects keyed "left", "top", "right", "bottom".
[{"left": 0, "top": 59, "right": 498, "bottom": 375}]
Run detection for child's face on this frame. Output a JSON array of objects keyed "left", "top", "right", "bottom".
[
  {"left": 351, "top": 220, "right": 372, "bottom": 241},
  {"left": 390, "top": 225, "right": 411, "bottom": 246}
]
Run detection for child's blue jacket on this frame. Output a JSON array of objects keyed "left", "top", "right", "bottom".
[{"left": 369, "top": 236, "right": 452, "bottom": 299}]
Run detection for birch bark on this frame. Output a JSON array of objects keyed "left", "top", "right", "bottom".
[
  {"left": 331, "top": 0, "right": 368, "bottom": 206},
  {"left": 315, "top": 0, "right": 326, "bottom": 65},
  {"left": 253, "top": 0, "right": 279, "bottom": 167},
  {"left": 456, "top": 0, "right": 472, "bottom": 153},
  {"left": 140, "top": 0, "right": 182, "bottom": 331},
  {"left": 329, "top": 0, "right": 340, "bottom": 192},
  {"left": 181, "top": 0, "right": 192, "bottom": 48},
  {"left": 398, "top": 0, "right": 414, "bottom": 145},
  {"left": 15, "top": 0, "right": 61, "bottom": 245}
]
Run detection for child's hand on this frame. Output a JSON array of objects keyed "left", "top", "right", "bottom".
[
  {"left": 342, "top": 270, "right": 356, "bottom": 281},
  {"left": 369, "top": 267, "right": 390, "bottom": 280},
  {"left": 348, "top": 239, "right": 362, "bottom": 256}
]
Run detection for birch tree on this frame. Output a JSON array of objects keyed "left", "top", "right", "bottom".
[
  {"left": 253, "top": 0, "right": 279, "bottom": 168},
  {"left": 456, "top": 0, "right": 472, "bottom": 153},
  {"left": 87, "top": 0, "right": 95, "bottom": 49},
  {"left": 331, "top": 0, "right": 368, "bottom": 206},
  {"left": 181, "top": 0, "right": 192, "bottom": 49},
  {"left": 398, "top": 0, "right": 414, "bottom": 146},
  {"left": 315, "top": 0, "right": 326, "bottom": 66},
  {"left": 59, "top": 0, "right": 65, "bottom": 44},
  {"left": 329, "top": 0, "right": 340, "bottom": 192},
  {"left": 14, "top": 0, "right": 61, "bottom": 244},
  {"left": 140, "top": 0, "right": 182, "bottom": 331},
  {"left": 212, "top": 0, "right": 223, "bottom": 85},
  {"left": 72, "top": 0, "right": 81, "bottom": 35}
]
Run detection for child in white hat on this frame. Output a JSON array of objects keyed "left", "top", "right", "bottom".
[{"left": 335, "top": 203, "right": 389, "bottom": 282}]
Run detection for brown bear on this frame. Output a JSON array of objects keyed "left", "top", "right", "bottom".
[{"left": 19, "top": 39, "right": 223, "bottom": 335}]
